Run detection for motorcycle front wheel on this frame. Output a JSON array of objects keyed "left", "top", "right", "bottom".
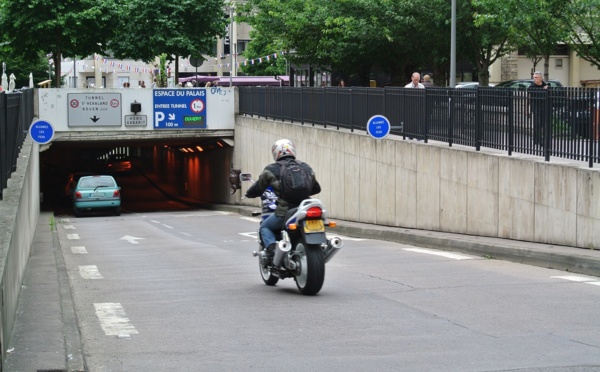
[
  {"left": 259, "top": 260, "right": 279, "bottom": 286},
  {"left": 293, "top": 242, "right": 325, "bottom": 295}
]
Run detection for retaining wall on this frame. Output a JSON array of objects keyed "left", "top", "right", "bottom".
[{"left": 231, "top": 115, "right": 600, "bottom": 249}]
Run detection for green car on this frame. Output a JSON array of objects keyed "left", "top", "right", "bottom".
[{"left": 73, "top": 175, "right": 121, "bottom": 217}]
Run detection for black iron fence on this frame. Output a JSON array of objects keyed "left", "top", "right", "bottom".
[
  {"left": 0, "top": 88, "right": 35, "bottom": 199},
  {"left": 239, "top": 86, "right": 600, "bottom": 168}
]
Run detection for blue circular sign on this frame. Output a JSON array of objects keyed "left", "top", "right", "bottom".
[
  {"left": 367, "top": 115, "right": 391, "bottom": 139},
  {"left": 29, "top": 120, "right": 55, "bottom": 145}
]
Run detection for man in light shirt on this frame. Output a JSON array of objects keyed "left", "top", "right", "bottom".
[{"left": 405, "top": 72, "right": 425, "bottom": 88}]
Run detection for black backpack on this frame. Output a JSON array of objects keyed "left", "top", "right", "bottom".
[{"left": 277, "top": 159, "right": 314, "bottom": 204}]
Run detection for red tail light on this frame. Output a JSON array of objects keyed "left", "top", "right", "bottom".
[
  {"left": 306, "top": 206, "right": 322, "bottom": 218},
  {"left": 113, "top": 190, "right": 120, "bottom": 197},
  {"left": 75, "top": 191, "right": 82, "bottom": 199}
]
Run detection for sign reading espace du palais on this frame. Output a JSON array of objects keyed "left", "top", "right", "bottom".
[{"left": 153, "top": 89, "right": 207, "bottom": 129}]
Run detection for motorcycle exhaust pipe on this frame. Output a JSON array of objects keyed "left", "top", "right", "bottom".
[
  {"left": 324, "top": 236, "right": 343, "bottom": 263},
  {"left": 273, "top": 240, "right": 292, "bottom": 268}
]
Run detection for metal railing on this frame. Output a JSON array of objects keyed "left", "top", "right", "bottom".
[
  {"left": 0, "top": 88, "right": 35, "bottom": 199},
  {"left": 239, "top": 86, "right": 600, "bottom": 168}
]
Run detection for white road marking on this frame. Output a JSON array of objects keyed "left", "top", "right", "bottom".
[
  {"left": 59, "top": 218, "right": 70, "bottom": 223},
  {"left": 180, "top": 232, "right": 192, "bottom": 237},
  {"left": 150, "top": 220, "right": 161, "bottom": 224},
  {"left": 63, "top": 225, "right": 76, "bottom": 230},
  {"left": 551, "top": 275, "right": 600, "bottom": 284},
  {"left": 120, "top": 235, "right": 144, "bottom": 245},
  {"left": 240, "top": 216, "right": 262, "bottom": 223},
  {"left": 239, "top": 232, "right": 258, "bottom": 239},
  {"left": 162, "top": 224, "right": 174, "bottom": 229},
  {"left": 175, "top": 212, "right": 231, "bottom": 218},
  {"left": 94, "top": 303, "right": 139, "bottom": 336},
  {"left": 79, "top": 265, "right": 103, "bottom": 279},
  {"left": 403, "top": 247, "right": 474, "bottom": 260},
  {"left": 67, "top": 234, "right": 80, "bottom": 240},
  {"left": 71, "top": 246, "right": 87, "bottom": 254}
]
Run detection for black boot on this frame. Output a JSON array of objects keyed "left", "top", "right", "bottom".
[{"left": 266, "top": 243, "right": 276, "bottom": 259}]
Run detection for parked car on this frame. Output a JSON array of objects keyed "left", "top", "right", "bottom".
[
  {"left": 103, "top": 154, "right": 132, "bottom": 174},
  {"left": 494, "top": 79, "right": 563, "bottom": 89},
  {"left": 455, "top": 82, "right": 495, "bottom": 89},
  {"left": 73, "top": 175, "right": 121, "bottom": 217}
]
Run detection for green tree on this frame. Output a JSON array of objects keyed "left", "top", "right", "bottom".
[
  {"left": 561, "top": 0, "right": 600, "bottom": 70},
  {"left": 239, "top": 31, "right": 286, "bottom": 76},
  {"left": 240, "top": 0, "right": 411, "bottom": 85},
  {"left": 0, "top": 44, "right": 52, "bottom": 88},
  {"left": 107, "top": 0, "right": 228, "bottom": 83},
  {"left": 474, "top": 0, "right": 568, "bottom": 81},
  {"left": 0, "top": 0, "right": 119, "bottom": 88},
  {"left": 459, "top": 0, "right": 514, "bottom": 86}
]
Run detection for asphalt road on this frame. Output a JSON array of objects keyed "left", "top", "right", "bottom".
[{"left": 53, "top": 210, "right": 600, "bottom": 371}]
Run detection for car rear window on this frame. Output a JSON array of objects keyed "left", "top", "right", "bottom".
[{"left": 78, "top": 176, "right": 116, "bottom": 188}]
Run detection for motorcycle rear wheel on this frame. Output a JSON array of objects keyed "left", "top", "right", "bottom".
[
  {"left": 293, "top": 242, "right": 325, "bottom": 295},
  {"left": 259, "top": 260, "right": 279, "bottom": 286}
]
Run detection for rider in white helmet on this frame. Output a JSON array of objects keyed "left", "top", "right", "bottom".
[{"left": 245, "top": 139, "right": 321, "bottom": 255}]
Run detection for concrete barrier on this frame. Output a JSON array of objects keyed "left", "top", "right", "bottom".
[
  {"left": 0, "top": 136, "right": 40, "bottom": 364},
  {"left": 231, "top": 115, "right": 600, "bottom": 250}
]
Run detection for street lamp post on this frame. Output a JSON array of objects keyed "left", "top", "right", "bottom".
[
  {"left": 450, "top": 0, "right": 456, "bottom": 87},
  {"left": 229, "top": 4, "right": 234, "bottom": 87}
]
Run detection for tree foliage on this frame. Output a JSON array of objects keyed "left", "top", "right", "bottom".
[
  {"left": 561, "top": 0, "right": 600, "bottom": 70},
  {"left": 241, "top": 0, "right": 516, "bottom": 86},
  {"left": 0, "top": 0, "right": 119, "bottom": 87},
  {"left": 474, "top": 0, "right": 568, "bottom": 80},
  {"left": 0, "top": 44, "right": 53, "bottom": 88},
  {"left": 107, "top": 0, "right": 227, "bottom": 83}
]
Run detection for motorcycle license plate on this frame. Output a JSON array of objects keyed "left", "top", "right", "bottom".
[{"left": 304, "top": 219, "right": 325, "bottom": 233}]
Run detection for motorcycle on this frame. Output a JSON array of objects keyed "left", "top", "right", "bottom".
[{"left": 239, "top": 173, "right": 343, "bottom": 295}]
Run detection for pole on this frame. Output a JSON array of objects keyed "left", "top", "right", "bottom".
[
  {"left": 450, "top": 0, "right": 456, "bottom": 87},
  {"left": 73, "top": 58, "right": 77, "bottom": 88},
  {"left": 229, "top": 4, "right": 233, "bottom": 87},
  {"left": 232, "top": 3, "right": 238, "bottom": 78}
]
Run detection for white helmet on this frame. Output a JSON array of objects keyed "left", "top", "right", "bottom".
[{"left": 271, "top": 139, "right": 297, "bottom": 161}]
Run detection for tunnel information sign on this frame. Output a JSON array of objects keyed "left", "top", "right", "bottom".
[
  {"left": 67, "top": 93, "right": 122, "bottom": 127},
  {"left": 153, "top": 89, "right": 207, "bottom": 129}
]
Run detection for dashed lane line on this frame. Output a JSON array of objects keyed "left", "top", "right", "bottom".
[
  {"left": 71, "top": 246, "right": 87, "bottom": 254},
  {"left": 403, "top": 247, "right": 474, "bottom": 260},
  {"left": 551, "top": 275, "right": 600, "bottom": 286},
  {"left": 79, "top": 265, "right": 103, "bottom": 279},
  {"left": 93, "top": 303, "right": 139, "bottom": 337}
]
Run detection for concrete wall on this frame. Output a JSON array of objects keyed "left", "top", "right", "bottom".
[
  {"left": 231, "top": 115, "right": 600, "bottom": 249},
  {"left": 0, "top": 136, "right": 40, "bottom": 362}
]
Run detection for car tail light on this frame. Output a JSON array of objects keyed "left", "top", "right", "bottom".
[
  {"left": 113, "top": 190, "right": 120, "bottom": 197},
  {"left": 75, "top": 191, "right": 82, "bottom": 199},
  {"left": 306, "top": 206, "right": 322, "bottom": 218}
]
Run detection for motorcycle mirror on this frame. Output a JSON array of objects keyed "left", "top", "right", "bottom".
[
  {"left": 229, "top": 168, "right": 242, "bottom": 195},
  {"left": 239, "top": 173, "right": 253, "bottom": 182}
]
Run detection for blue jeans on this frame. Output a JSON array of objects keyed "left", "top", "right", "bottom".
[{"left": 260, "top": 213, "right": 284, "bottom": 248}]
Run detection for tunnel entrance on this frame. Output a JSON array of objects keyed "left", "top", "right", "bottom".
[{"left": 40, "top": 136, "right": 233, "bottom": 216}]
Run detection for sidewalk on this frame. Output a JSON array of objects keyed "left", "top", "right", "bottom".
[
  {"left": 3, "top": 212, "right": 85, "bottom": 372},
  {"left": 4, "top": 206, "right": 600, "bottom": 371}
]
